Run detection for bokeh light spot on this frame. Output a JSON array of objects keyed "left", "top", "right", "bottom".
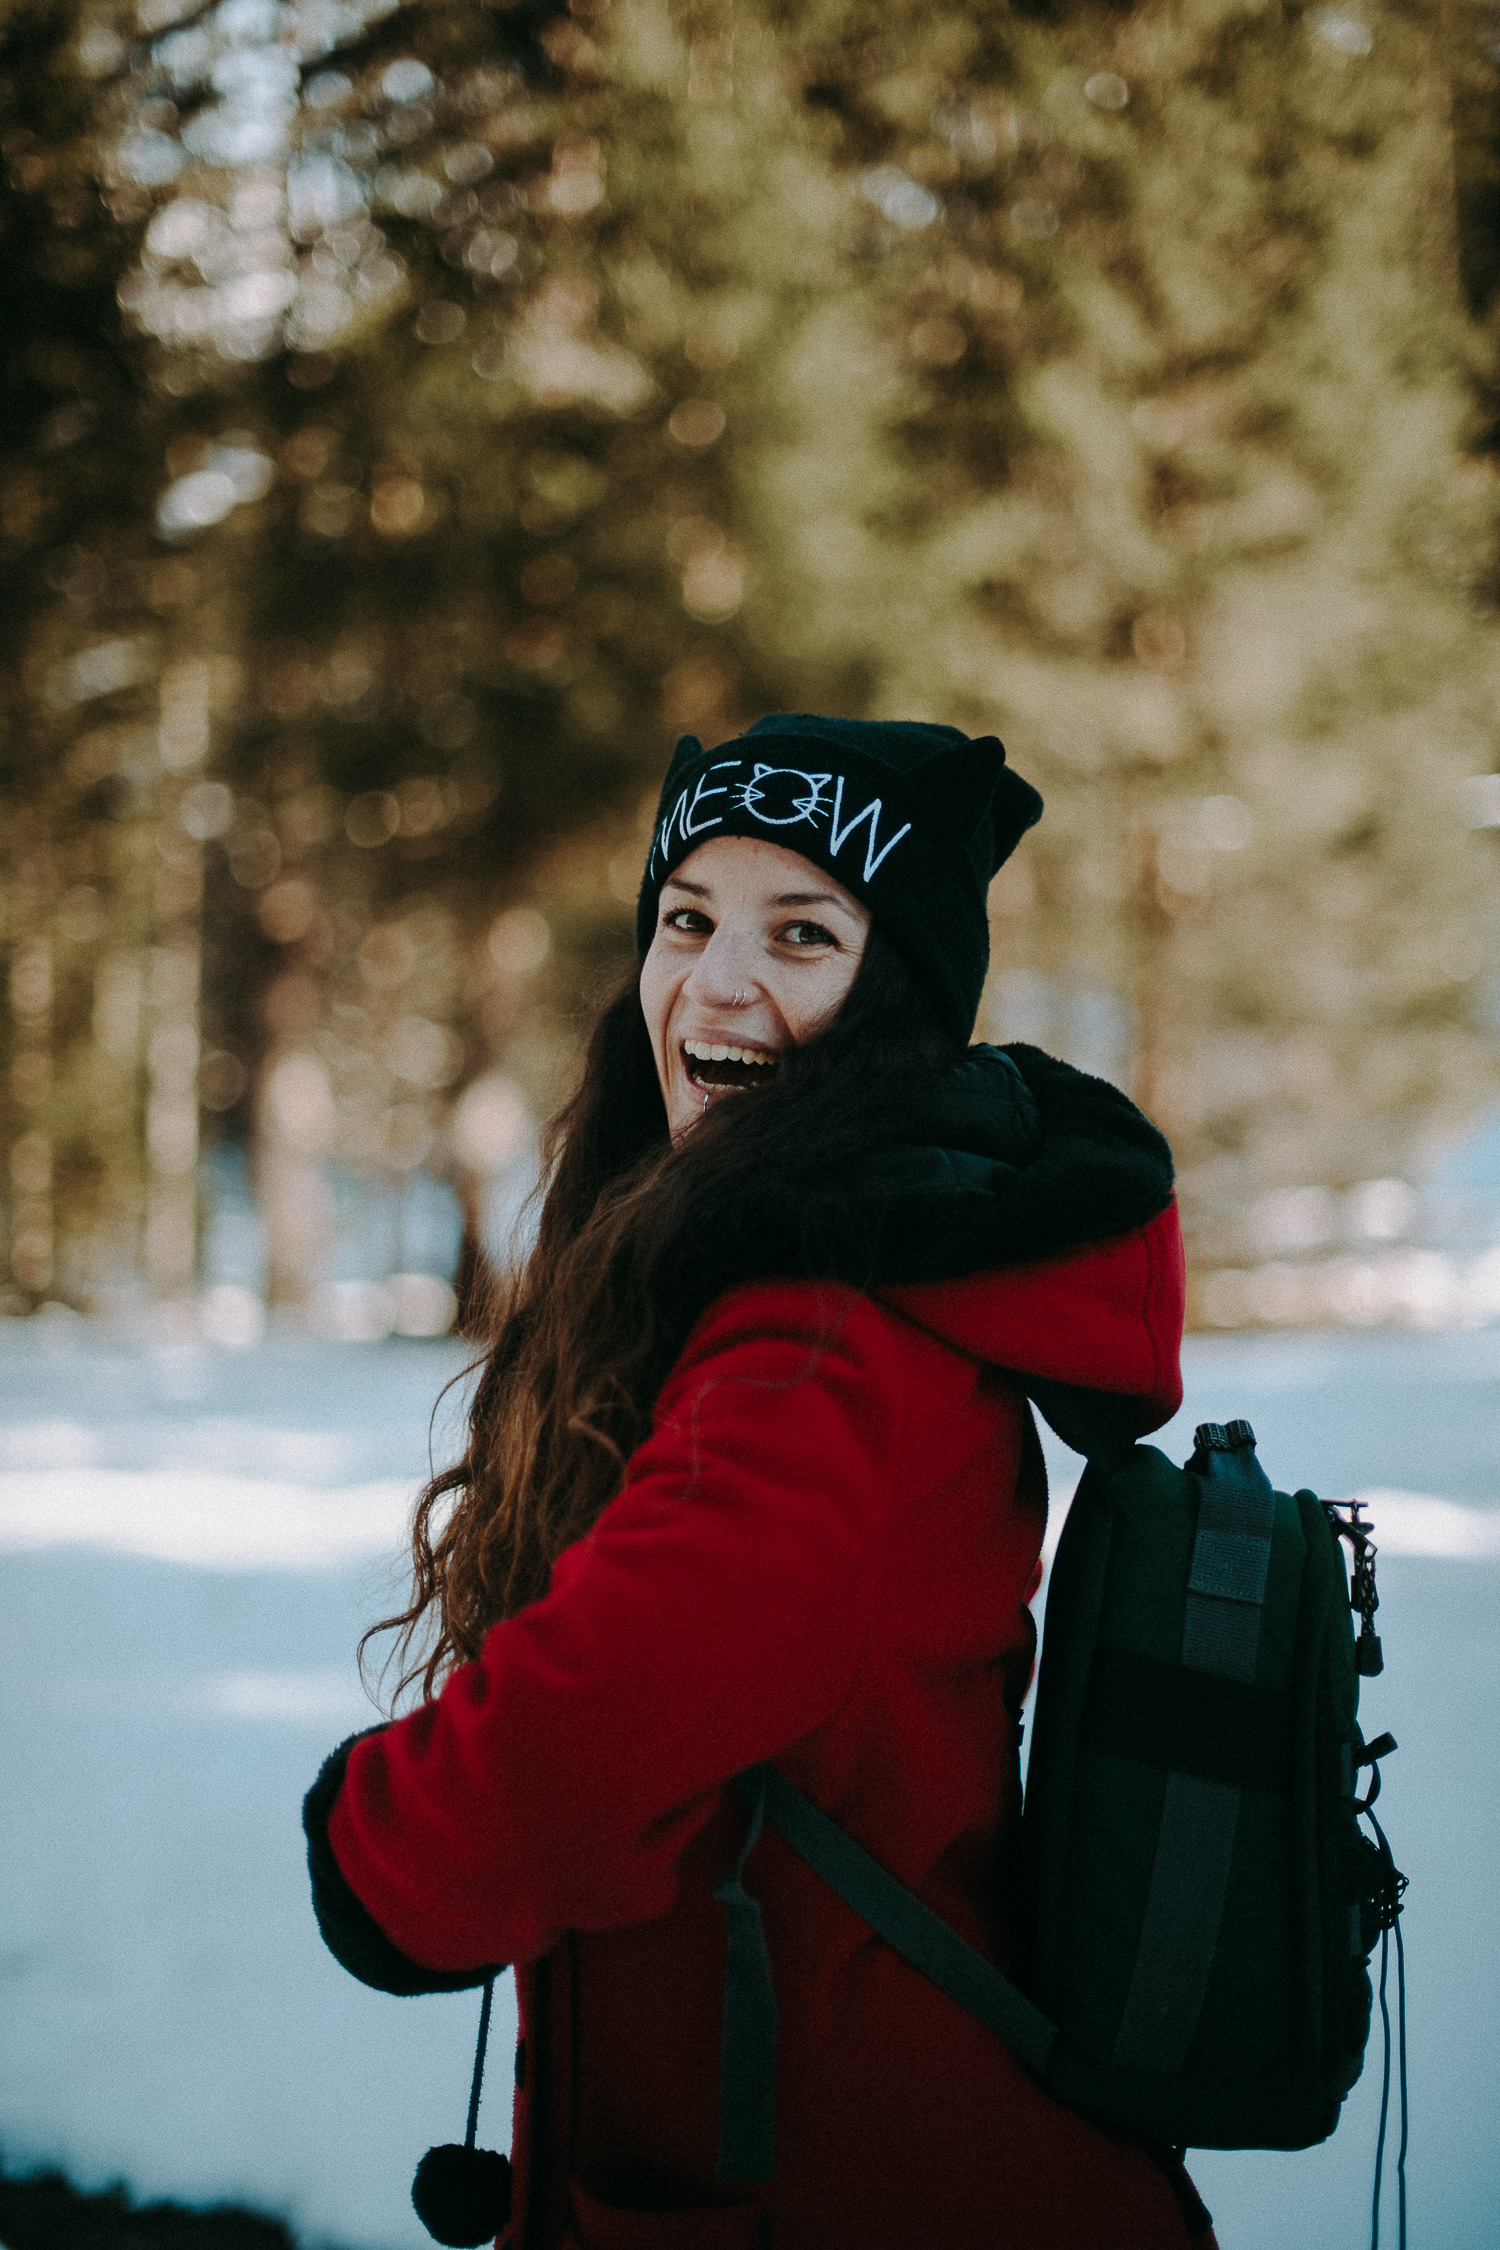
[
  {"left": 382, "top": 59, "right": 435, "bottom": 104},
  {"left": 451, "top": 1071, "right": 531, "bottom": 1171},
  {"left": 199, "top": 1049, "right": 248, "bottom": 1109},
  {"left": 415, "top": 300, "right": 466, "bottom": 345},
  {"left": 370, "top": 477, "right": 426, "bottom": 535},
  {"left": 178, "top": 781, "right": 233, "bottom": 839},
  {"left": 1083, "top": 72, "right": 1130, "bottom": 110},
  {"left": 668, "top": 399, "right": 727, "bottom": 448},
  {"left": 257, "top": 878, "right": 318, "bottom": 944},
  {"left": 345, "top": 791, "right": 401, "bottom": 848},
  {"left": 487, "top": 907, "right": 551, "bottom": 977}
]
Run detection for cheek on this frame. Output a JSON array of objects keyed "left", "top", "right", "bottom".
[
  {"left": 637, "top": 945, "right": 676, "bottom": 1079},
  {"left": 778, "top": 949, "right": 865, "bottom": 1043}
]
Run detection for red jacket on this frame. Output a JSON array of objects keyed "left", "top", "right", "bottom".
[{"left": 327, "top": 1201, "right": 1209, "bottom": 2250}]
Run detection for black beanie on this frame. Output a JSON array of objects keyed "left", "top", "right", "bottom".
[{"left": 635, "top": 713, "right": 1043, "bottom": 1046}]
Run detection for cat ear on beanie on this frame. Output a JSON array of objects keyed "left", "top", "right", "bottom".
[
  {"left": 636, "top": 713, "right": 1044, "bottom": 1049},
  {"left": 913, "top": 733, "right": 1010, "bottom": 844},
  {"left": 911, "top": 733, "right": 1042, "bottom": 885},
  {"left": 661, "top": 733, "right": 705, "bottom": 789}
]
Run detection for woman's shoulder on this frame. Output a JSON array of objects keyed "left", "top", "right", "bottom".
[
  {"left": 679, "top": 1275, "right": 915, "bottom": 1361},
  {"left": 653, "top": 1277, "right": 936, "bottom": 1414},
  {"left": 645, "top": 1279, "right": 954, "bottom": 1496}
]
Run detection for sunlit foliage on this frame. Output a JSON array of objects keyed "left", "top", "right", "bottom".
[{"left": 2, "top": 0, "right": 1499, "bottom": 1322}]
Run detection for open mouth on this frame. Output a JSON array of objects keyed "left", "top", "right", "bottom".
[{"left": 682, "top": 1037, "right": 780, "bottom": 1092}]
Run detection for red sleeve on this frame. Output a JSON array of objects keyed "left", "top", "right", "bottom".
[{"left": 327, "top": 1282, "right": 905, "bottom": 1971}]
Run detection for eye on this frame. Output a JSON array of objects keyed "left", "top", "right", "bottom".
[
  {"left": 662, "top": 905, "right": 712, "bottom": 934},
  {"left": 782, "top": 919, "right": 838, "bottom": 948}
]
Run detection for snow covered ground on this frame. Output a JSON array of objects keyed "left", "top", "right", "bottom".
[{"left": 1, "top": 1319, "right": 1496, "bottom": 2250}]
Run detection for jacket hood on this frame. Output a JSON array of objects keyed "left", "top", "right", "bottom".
[
  {"left": 867, "top": 1043, "right": 1184, "bottom": 1451},
  {"left": 881, "top": 1204, "right": 1185, "bottom": 1451}
]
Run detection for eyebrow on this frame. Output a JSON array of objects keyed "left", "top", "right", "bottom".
[{"left": 662, "top": 877, "right": 855, "bottom": 914}]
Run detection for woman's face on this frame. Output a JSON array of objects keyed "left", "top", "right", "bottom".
[{"left": 639, "top": 835, "right": 871, "bottom": 1139}]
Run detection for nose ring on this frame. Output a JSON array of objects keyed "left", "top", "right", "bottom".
[{"left": 732, "top": 989, "right": 746, "bottom": 1008}]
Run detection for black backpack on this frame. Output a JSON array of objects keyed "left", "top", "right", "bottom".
[{"left": 713, "top": 1416, "right": 1408, "bottom": 2243}]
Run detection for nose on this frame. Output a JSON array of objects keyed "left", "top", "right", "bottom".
[{"left": 686, "top": 924, "right": 759, "bottom": 1012}]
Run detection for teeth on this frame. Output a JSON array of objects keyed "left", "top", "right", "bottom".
[{"left": 683, "top": 1039, "right": 775, "bottom": 1066}]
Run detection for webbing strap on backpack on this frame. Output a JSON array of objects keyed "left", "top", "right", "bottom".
[
  {"left": 713, "top": 1764, "right": 778, "bottom": 2182},
  {"left": 716, "top": 1762, "right": 1059, "bottom": 2183},
  {"left": 1110, "top": 1422, "right": 1275, "bottom": 2076}
]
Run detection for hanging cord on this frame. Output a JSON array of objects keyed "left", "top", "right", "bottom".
[
  {"left": 465, "top": 1973, "right": 496, "bottom": 2151},
  {"left": 410, "top": 1971, "right": 510, "bottom": 2248},
  {"left": 1364, "top": 1805, "right": 1408, "bottom": 2250},
  {"left": 1332, "top": 1504, "right": 1405, "bottom": 2250},
  {"left": 1376, "top": 1908, "right": 1403, "bottom": 2241},
  {"left": 1394, "top": 1906, "right": 1408, "bottom": 2250}
]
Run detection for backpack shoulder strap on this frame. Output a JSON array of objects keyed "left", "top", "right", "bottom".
[
  {"left": 749, "top": 1765, "right": 1058, "bottom": 2071},
  {"left": 715, "top": 1764, "right": 1059, "bottom": 2183}
]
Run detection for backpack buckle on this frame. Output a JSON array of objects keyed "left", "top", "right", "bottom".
[
  {"left": 1193, "top": 1419, "right": 1256, "bottom": 1454},
  {"left": 1323, "top": 1498, "right": 1385, "bottom": 1676}
]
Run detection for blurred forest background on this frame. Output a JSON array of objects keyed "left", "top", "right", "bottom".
[{"left": 4, "top": 0, "right": 1500, "bottom": 1338}]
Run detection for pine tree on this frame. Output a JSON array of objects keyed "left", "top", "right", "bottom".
[
  {"left": 616, "top": 0, "right": 1500, "bottom": 1287},
  {"left": 0, "top": 0, "right": 192, "bottom": 1312}
]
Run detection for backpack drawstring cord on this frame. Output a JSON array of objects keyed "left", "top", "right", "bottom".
[
  {"left": 465, "top": 1973, "right": 496, "bottom": 2151},
  {"left": 1364, "top": 1805, "right": 1407, "bottom": 2250}
]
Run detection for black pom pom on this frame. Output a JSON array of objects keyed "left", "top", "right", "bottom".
[{"left": 411, "top": 2144, "right": 512, "bottom": 2247}]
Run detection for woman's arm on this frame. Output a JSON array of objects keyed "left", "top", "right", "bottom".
[
  {"left": 303, "top": 1730, "right": 498, "bottom": 1992},
  {"left": 316, "top": 1280, "right": 905, "bottom": 1977}
]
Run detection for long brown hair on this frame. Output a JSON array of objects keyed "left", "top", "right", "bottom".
[{"left": 363, "top": 925, "right": 958, "bottom": 1708}]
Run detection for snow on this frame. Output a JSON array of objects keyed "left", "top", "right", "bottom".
[{"left": 1, "top": 1321, "right": 1496, "bottom": 2249}]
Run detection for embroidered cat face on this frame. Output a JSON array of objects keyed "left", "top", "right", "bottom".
[{"left": 731, "top": 764, "right": 834, "bottom": 828}]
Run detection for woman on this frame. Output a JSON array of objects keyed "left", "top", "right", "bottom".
[{"left": 304, "top": 714, "right": 1210, "bottom": 2250}]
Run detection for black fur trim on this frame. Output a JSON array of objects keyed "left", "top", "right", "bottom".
[
  {"left": 671, "top": 1045, "right": 1173, "bottom": 1313},
  {"left": 303, "top": 1732, "right": 499, "bottom": 1996},
  {"left": 872, "top": 1042, "right": 1175, "bottom": 1282}
]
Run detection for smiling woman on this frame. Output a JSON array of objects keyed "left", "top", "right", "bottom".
[
  {"left": 639, "top": 836, "right": 871, "bottom": 1134},
  {"left": 302, "top": 714, "right": 1204, "bottom": 2250}
]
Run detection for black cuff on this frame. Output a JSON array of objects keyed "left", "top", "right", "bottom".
[{"left": 303, "top": 1730, "right": 498, "bottom": 1996}]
